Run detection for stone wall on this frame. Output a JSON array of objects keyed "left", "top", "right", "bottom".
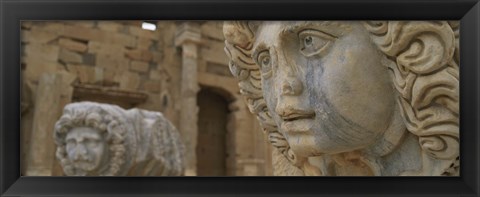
[{"left": 20, "top": 21, "right": 272, "bottom": 176}]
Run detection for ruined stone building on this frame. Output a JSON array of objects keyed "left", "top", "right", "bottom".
[{"left": 20, "top": 21, "right": 272, "bottom": 176}]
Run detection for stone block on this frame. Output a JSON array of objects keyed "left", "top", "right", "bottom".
[
  {"left": 63, "top": 25, "right": 136, "bottom": 47},
  {"left": 23, "top": 56, "right": 64, "bottom": 83},
  {"left": 30, "top": 22, "right": 65, "bottom": 35},
  {"left": 82, "top": 53, "right": 96, "bottom": 66},
  {"left": 128, "top": 26, "right": 158, "bottom": 40},
  {"left": 117, "top": 71, "right": 140, "bottom": 90},
  {"left": 24, "top": 43, "right": 59, "bottom": 62},
  {"left": 125, "top": 49, "right": 153, "bottom": 62},
  {"left": 58, "top": 38, "right": 87, "bottom": 53},
  {"left": 67, "top": 64, "right": 95, "bottom": 84},
  {"left": 97, "top": 21, "right": 123, "bottom": 32},
  {"left": 57, "top": 70, "right": 78, "bottom": 94},
  {"left": 152, "top": 51, "right": 164, "bottom": 63},
  {"left": 21, "top": 30, "right": 58, "bottom": 44},
  {"left": 88, "top": 41, "right": 125, "bottom": 56},
  {"left": 65, "top": 21, "right": 96, "bottom": 28},
  {"left": 96, "top": 53, "right": 129, "bottom": 72},
  {"left": 201, "top": 21, "right": 225, "bottom": 41},
  {"left": 142, "top": 80, "right": 162, "bottom": 93},
  {"left": 59, "top": 48, "right": 83, "bottom": 64},
  {"left": 200, "top": 40, "right": 229, "bottom": 65},
  {"left": 130, "top": 60, "right": 150, "bottom": 73},
  {"left": 137, "top": 37, "right": 153, "bottom": 50}
]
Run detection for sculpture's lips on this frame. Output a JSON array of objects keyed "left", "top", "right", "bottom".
[
  {"left": 281, "top": 112, "right": 315, "bottom": 121},
  {"left": 279, "top": 110, "right": 315, "bottom": 133}
]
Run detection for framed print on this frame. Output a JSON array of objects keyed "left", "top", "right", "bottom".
[{"left": 1, "top": 0, "right": 479, "bottom": 196}]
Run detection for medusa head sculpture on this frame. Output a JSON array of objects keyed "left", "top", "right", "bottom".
[
  {"left": 223, "top": 21, "right": 459, "bottom": 176},
  {"left": 54, "top": 102, "right": 185, "bottom": 176}
]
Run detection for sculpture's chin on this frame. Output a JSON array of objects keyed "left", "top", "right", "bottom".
[{"left": 73, "top": 162, "right": 98, "bottom": 172}]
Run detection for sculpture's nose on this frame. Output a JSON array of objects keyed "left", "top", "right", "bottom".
[
  {"left": 280, "top": 76, "right": 303, "bottom": 96},
  {"left": 73, "top": 144, "right": 88, "bottom": 161}
]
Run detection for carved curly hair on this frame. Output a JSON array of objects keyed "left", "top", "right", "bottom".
[{"left": 54, "top": 102, "right": 130, "bottom": 176}]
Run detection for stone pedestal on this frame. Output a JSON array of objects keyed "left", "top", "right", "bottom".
[
  {"left": 175, "top": 22, "right": 202, "bottom": 176},
  {"left": 25, "top": 73, "right": 62, "bottom": 176}
]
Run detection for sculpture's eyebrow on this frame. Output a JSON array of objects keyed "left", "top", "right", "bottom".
[{"left": 280, "top": 21, "right": 350, "bottom": 37}]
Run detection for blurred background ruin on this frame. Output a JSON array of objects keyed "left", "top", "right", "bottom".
[{"left": 20, "top": 21, "right": 272, "bottom": 176}]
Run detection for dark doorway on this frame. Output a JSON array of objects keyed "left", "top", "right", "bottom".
[{"left": 196, "top": 88, "right": 228, "bottom": 176}]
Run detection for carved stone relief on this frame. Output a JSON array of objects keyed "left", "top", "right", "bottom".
[
  {"left": 54, "top": 101, "right": 185, "bottom": 176},
  {"left": 223, "top": 21, "right": 459, "bottom": 176}
]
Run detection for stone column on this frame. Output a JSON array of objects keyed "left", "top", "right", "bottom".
[
  {"left": 25, "top": 73, "right": 63, "bottom": 176},
  {"left": 174, "top": 22, "right": 202, "bottom": 176}
]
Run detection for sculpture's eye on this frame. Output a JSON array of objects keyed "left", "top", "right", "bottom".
[
  {"left": 256, "top": 50, "right": 272, "bottom": 75},
  {"left": 299, "top": 29, "right": 336, "bottom": 57},
  {"left": 66, "top": 139, "right": 76, "bottom": 149},
  {"left": 85, "top": 139, "right": 99, "bottom": 148}
]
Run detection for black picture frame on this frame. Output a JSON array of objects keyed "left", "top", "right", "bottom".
[{"left": 1, "top": 0, "right": 479, "bottom": 196}]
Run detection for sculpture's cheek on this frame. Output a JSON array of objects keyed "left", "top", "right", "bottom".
[{"left": 320, "top": 32, "right": 394, "bottom": 139}]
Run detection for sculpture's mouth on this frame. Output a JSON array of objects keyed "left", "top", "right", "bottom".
[
  {"left": 279, "top": 110, "right": 315, "bottom": 133},
  {"left": 282, "top": 113, "right": 315, "bottom": 121}
]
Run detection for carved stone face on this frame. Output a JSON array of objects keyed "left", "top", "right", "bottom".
[
  {"left": 253, "top": 22, "right": 396, "bottom": 157},
  {"left": 65, "top": 127, "right": 108, "bottom": 173}
]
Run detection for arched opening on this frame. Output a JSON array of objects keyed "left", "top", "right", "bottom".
[{"left": 196, "top": 87, "right": 229, "bottom": 176}]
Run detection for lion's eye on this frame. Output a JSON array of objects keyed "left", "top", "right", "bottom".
[{"left": 299, "top": 29, "right": 336, "bottom": 57}]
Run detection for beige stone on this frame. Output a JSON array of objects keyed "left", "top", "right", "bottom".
[
  {"left": 88, "top": 41, "right": 125, "bottom": 56},
  {"left": 142, "top": 80, "right": 162, "bottom": 93},
  {"left": 128, "top": 26, "right": 158, "bottom": 40},
  {"left": 30, "top": 23, "right": 65, "bottom": 35},
  {"left": 117, "top": 71, "right": 140, "bottom": 90},
  {"left": 95, "top": 53, "right": 129, "bottom": 72},
  {"left": 67, "top": 64, "right": 95, "bottom": 84},
  {"left": 24, "top": 43, "right": 59, "bottom": 62},
  {"left": 25, "top": 73, "right": 63, "bottom": 176},
  {"left": 63, "top": 25, "right": 136, "bottom": 47},
  {"left": 130, "top": 60, "right": 150, "bottom": 73},
  {"left": 54, "top": 102, "right": 185, "bottom": 176},
  {"left": 97, "top": 21, "right": 123, "bottom": 32},
  {"left": 23, "top": 56, "right": 64, "bottom": 82},
  {"left": 200, "top": 40, "right": 230, "bottom": 65},
  {"left": 201, "top": 21, "right": 225, "bottom": 41},
  {"left": 58, "top": 38, "right": 87, "bottom": 53},
  {"left": 59, "top": 49, "right": 83, "bottom": 64},
  {"left": 21, "top": 30, "right": 58, "bottom": 44},
  {"left": 136, "top": 37, "right": 153, "bottom": 50},
  {"left": 125, "top": 49, "right": 153, "bottom": 62},
  {"left": 224, "top": 21, "right": 460, "bottom": 176}
]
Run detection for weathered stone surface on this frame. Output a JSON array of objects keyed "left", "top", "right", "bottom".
[
  {"left": 63, "top": 25, "right": 136, "bottom": 47},
  {"left": 59, "top": 38, "right": 88, "bottom": 53},
  {"left": 130, "top": 60, "right": 150, "bottom": 73},
  {"left": 67, "top": 64, "right": 96, "bottom": 84},
  {"left": 97, "top": 21, "right": 123, "bottom": 32},
  {"left": 23, "top": 56, "right": 64, "bottom": 82},
  {"left": 224, "top": 21, "right": 460, "bottom": 176},
  {"left": 59, "top": 49, "right": 83, "bottom": 64},
  {"left": 25, "top": 73, "right": 63, "bottom": 176},
  {"left": 24, "top": 43, "right": 60, "bottom": 62},
  {"left": 117, "top": 71, "right": 140, "bottom": 90},
  {"left": 95, "top": 53, "right": 129, "bottom": 72},
  {"left": 54, "top": 102, "right": 185, "bottom": 176},
  {"left": 142, "top": 80, "right": 162, "bottom": 93},
  {"left": 136, "top": 37, "right": 153, "bottom": 50},
  {"left": 21, "top": 30, "right": 58, "bottom": 44},
  {"left": 128, "top": 26, "right": 158, "bottom": 40},
  {"left": 88, "top": 41, "right": 125, "bottom": 56},
  {"left": 125, "top": 49, "right": 153, "bottom": 62}
]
